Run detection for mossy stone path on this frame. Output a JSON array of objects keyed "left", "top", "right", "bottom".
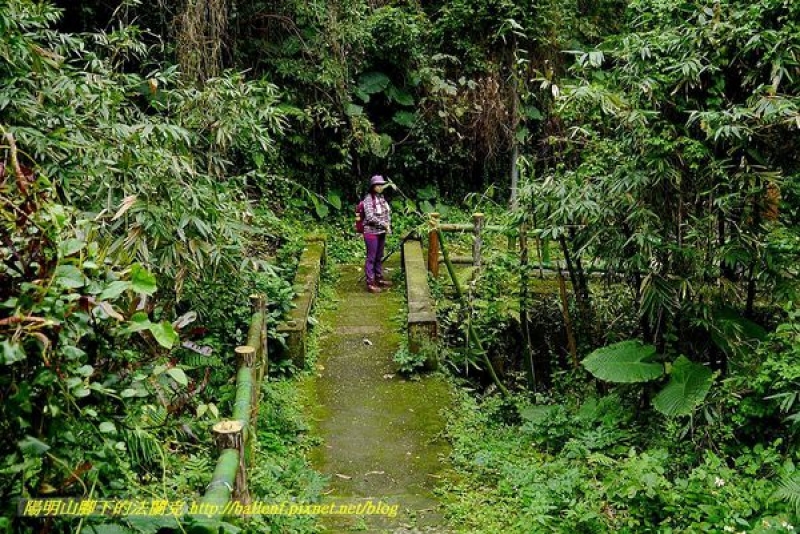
[{"left": 304, "top": 261, "right": 452, "bottom": 533}]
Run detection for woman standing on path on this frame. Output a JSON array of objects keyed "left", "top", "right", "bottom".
[{"left": 362, "top": 175, "right": 392, "bottom": 293}]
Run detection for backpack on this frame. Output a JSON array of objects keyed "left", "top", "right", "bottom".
[
  {"left": 354, "top": 195, "right": 377, "bottom": 234},
  {"left": 355, "top": 200, "right": 365, "bottom": 233}
]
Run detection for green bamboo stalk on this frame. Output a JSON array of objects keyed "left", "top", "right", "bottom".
[
  {"left": 232, "top": 366, "right": 253, "bottom": 430},
  {"left": 246, "top": 312, "right": 263, "bottom": 357},
  {"left": 199, "top": 363, "right": 254, "bottom": 510},
  {"left": 201, "top": 448, "right": 239, "bottom": 505},
  {"left": 195, "top": 303, "right": 266, "bottom": 530},
  {"left": 245, "top": 310, "right": 267, "bottom": 468},
  {"left": 436, "top": 229, "right": 509, "bottom": 397}
]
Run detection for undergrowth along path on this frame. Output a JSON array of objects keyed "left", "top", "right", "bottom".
[{"left": 303, "top": 259, "right": 453, "bottom": 533}]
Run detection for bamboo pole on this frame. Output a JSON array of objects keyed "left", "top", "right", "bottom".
[
  {"left": 472, "top": 213, "right": 484, "bottom": 270},
  {"left": 438, "top": 223, "right": 505, "bottom": 233},
  {"left": 231, "top": 366, "right": 254, "bottom": 423},
  {"left": 246, "top": 312, "right": 264, "bottom": 360},
  {"left": 428, "top": 213, "right": 440, "bottom": 277},
  {"left": 202, "top": 448, "right": 239, "bottom": 505},
  {"left": 556, "top": 263, "right": 578, "bottom": 369},
  {"left": 437, "top": 229, "right": 509, "bottom": 397},
  {"left": 247, "top": 294, "right": 268, "bottom": 467},
  {"left": 198, "top": 296, "right": 268, "bottom": 520},
  {"left": 519, "top": 223, "right": 536, "bottom": 388},
  {"left": 439, "top": 223, "right": 473, "bottom": 232},
  {"left": 438, "top": 254, "right": 474, "bottom": 265},
  {"left": 231, "top": 361, "right": 254, "bottom": 462}
]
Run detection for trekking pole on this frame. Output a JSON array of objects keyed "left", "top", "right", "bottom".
[
  {"left": 356, "top": 179, "right": 427, "bottom": 283},
  {"left": 381, "top": 231, "right": 416, "bottom": 263},
  {"left": 358, "top": 232, "right": 416, "bottom": 283}
]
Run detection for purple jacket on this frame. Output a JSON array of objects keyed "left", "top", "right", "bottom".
[{"left": 363, "top": 193, "right": 391, "bottom": 235}]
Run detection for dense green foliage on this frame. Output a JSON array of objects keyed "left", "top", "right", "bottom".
[
  {"left": 2, "top": 0, "right": 799, "bottom": 532},
  {"left": 0, "top": 3, "right": 309, "bottom": 533}
]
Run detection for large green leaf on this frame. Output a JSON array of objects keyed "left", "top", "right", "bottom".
[
  {"left": 386, "top": 84, "right": 414, "bottom": 106},
  {"left": 581, "top": 340, "right": 664, "bottom": 383},
  {"left": 357, "top": 72, "right": 390, "bottom": 94},
  {"left": 149, "top": 321, "right": 178, "bottom": 349},
  {"left": 166, "top": 367, "right": 188, "bottom": 387},
  {"left": 344, "top": 103, "right": 363, "bottom": 117},
  {"left": 58, "top": 238, "right": 85, "bottom": 257},
  {"left": 392, "top": 110, "right": 416, "bottom": 127},
  {"left": 125, "top": 312, "right": 152, "bottom": 333},
  {"left": 18, "top": 436, "right": 50, "bottom": 456},
  {"left": 1, "top": 340, "right": 25, "bottom": 365},
  {"left": 369, "top": 133, "right": 393, "bottom": 157},
  {"left": 326, "top": 192, "right": 342, "bottom": 210},
  {"left": 130, "top": 264, "right": 157, "bottom": 295},
  {"left": 653, "top": 356, "right": 713, "bottom": 417},
  {"left": 99, "top": 280, "right": 131, "bottom": 300},
  {"left": 54, "top": 264, "right": 84, "bottom": 289}
]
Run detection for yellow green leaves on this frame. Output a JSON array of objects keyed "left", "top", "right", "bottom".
[
  {"left": 126, "top": 312, "right": 178, "bottom": 349},
  {"left": 130, "top": 263, "right": 157, "bottom": 296}
]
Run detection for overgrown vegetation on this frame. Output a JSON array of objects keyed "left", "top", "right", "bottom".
[{"left": 2, "top": 0, "right": 799, "bottom": 531}]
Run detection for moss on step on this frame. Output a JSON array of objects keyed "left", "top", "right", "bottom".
[{"left": 301, "top": 261, "right": 453, "bottom": 532}]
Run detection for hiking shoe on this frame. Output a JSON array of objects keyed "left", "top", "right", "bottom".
[{"left": 366, "top": 284, "right": 382, "bottom": 293}]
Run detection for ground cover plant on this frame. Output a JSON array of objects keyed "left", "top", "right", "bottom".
[{"left": 2, "top": 0, "right": 799, "bottom": 532}]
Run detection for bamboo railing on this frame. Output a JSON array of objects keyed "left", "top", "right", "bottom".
[
  {"left": 192, "top": 294, "right": 268, "bottom": 527},
  {"left": 427, "top": 212, "right": 505, "bottom": 273}
]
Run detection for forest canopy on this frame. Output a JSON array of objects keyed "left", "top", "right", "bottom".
[{"left": 2, "top": 0, "right": 799, "bottom": 532}]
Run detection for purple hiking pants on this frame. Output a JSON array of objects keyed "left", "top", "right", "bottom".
[{"left": 364, "top": 232, "right": 386, "bottom": 285}]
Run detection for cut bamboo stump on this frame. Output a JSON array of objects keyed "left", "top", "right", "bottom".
[
  {"left": 211, "top": 420, "right": 249, "bottom": 504},
  {"left": 235, "top": 345, "right": 255, "bottom": 368},
  {"left": 212, "top": 420, "right": 244, "bottom": 449},
  {"left": 402, "top": 238, "right": 438, "bottom": 370}
]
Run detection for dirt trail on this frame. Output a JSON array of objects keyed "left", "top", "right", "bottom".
[{"left": 303, "top": 261, "right": 452, "bottom": 533}]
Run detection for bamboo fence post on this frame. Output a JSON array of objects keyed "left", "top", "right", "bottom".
[
  {"left": 211, "top": 420, "right": 249, "bottom": 504},
  {"left": 248, "top": 293, "right": 268, "bottom": 385},
  {"left": 472, "top": 213, "right": 484, "bottom": 270},
  {"left": 428, "top": 212, "right": 440, "bottom": 277},
  {"left": 235, "top": 345, "right": 256, "bottom": 368},
  {"left": 532, "top": 213, "right": 544, "bottom": 279},
  {"left": 519, "top": 223, "right": 536, "bottom": 388},
  {"left": 437, "top": 229, "right": 509, "bottom": 397},
  {"left": 556, "top": 263, "right": 579, "bottom": 369},
  {"left": 247, "top": 293, "right": 268, "bottom": 467}
]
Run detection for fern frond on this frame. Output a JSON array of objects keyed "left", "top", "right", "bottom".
[
  {"left": 142, "top": 405, "right": 168, "bottom": 427},
  {"left": 182, "top": 353, "right": 223, "bottom": 367},
  {"left": 122, "top": 426, "right": 161, "bottom": 468},
  {"left": 775, "top": 472, "right": 800, "bottom": 516}
]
